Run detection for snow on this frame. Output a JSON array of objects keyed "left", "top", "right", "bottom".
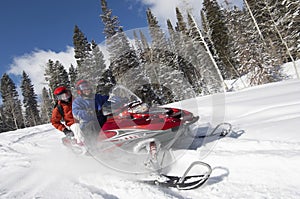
[
  {"left": 1, "top": 78, "right": 300, "bottom": 198},
  {"left": 226, "top": 59, "right": 300, "bottom": 91}
]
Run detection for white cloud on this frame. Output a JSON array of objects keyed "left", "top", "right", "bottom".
[{"left": 8, "top": 46, "right": 76, "bottom": 95}]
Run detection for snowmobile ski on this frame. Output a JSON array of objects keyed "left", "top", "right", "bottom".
[{"left": 141, "top": 161, "right": 212, "bottom": 190}]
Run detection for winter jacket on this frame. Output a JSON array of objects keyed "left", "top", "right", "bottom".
[
  {"left": 51, "top": 100, "right": 75, "bottom": 132},
  {"left": 72, "top": 94, "right": 109, "bottom": 129}
]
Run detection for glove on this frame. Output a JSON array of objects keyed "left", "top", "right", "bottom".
[{"left": 63, "top": 128, "right": 74, "bottom": 137}]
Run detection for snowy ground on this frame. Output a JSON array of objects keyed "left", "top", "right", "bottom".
[{"left": 1, "top": 79, "right": 300, "bottom": 199}]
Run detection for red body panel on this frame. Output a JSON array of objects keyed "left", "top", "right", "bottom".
[{"left": 99, "top": 107, "right": 195, "bottom": 140}]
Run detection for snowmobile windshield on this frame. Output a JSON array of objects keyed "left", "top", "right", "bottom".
[
  {"left": 103, "top": 85, "right": 145, "bottom": 115},
  {"left": 128, "top": 102, "right": 149, "bottom": 114},
  {"left": 109, "top": 85, "right": 142, "bottom": 104}
]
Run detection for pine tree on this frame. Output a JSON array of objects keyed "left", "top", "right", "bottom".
[
  {"left": 0, "top": 73, "right": 24, "bottom": 130},
  {"left": 264, "top": 0, "right": 299, "bottom": 78},
  {"left": 175, "top": 7, "right": 188, "bottom": 34},
  {"left": 245, "top": 0, "right": 284, "bottom": 65},
  {"left": 144, "top": 9, "right": 196, "bottom": 103},
  {"left": 73, "top": 25, "right": 96, "bottom": 84},
  {"left": 281, "top": 0, "right": 299, "bottom": 60},
  {"left": 100, "top": 0, "right": 138, "bottom": 80},
  {"left": 21, "top": 71, "right": 41, "bottom": 127},
  {"left": 139, "top": 30, "right": 150, "bottom": 53},
  {"left": 145, "top": 9, "right": 176, "bottom": 103},
  {"left": 223, "top": 6, "right": 249, "bottom": 89},
  {"left": 202, "top": 0, "right": 237, "bottom": 79},
  {"left": 242, "top": 0, "right": 285, "bottom": 85},
  {"left": 174, "top": 8, "right": 210, "bottom": 95},
  {"left": 167, "top": 11, "right": 199, "bottom": 95},
  {"left": 55, "top": 61, "right": 70, "bottom": 87},
  {"left": 0, "top": 105, "right": 7, "bottom": 133},
  {"left": 73, "top": 25, "right": 92, "bottom": 69},
  {"left": 40, "top": 87, "right": 53, "bottom": 123},
  {"left": 133, "top": 30, "right": 144, "bottom": 59},
  {"left": 100, "top": 0, "right": 120, "bottom": 39},
  {"left": 146, "top": 8, "right": 168, "bottom": 51},
  {"left": 100, "top": 0, "right": 153, "bottom": 103},
  {"left": 97, "top": 67, "right": 116, "bottom": 95},
  {"left": 68, "top": 64, "right": 77, "bottom": 89},
  {"left": 44, "top": 59, "right": 55, "bottom": 97},
  {"left": 185, "top": 12, "right": 224, "bottom": 94},
  {"left": 200, "top": 10, "right": 209, "bottom": 34},
  {"left": 84, "top": 40, "right": 108, "bottom": 93},
  {"left": 44, "top": 59, "right": 70, "bottom": 99}
]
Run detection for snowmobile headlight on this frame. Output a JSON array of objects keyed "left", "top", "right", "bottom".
[{"left": 130, "top": 103, "right": 149, "bottom": 113}]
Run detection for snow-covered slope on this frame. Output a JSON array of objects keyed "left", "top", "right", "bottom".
[{"left": 1, "top": 79, "right": 300, "bottom": 199}]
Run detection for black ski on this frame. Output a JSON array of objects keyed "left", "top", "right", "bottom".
[
  {"left": 141, "top": 161, "right": 212, "bottom": 190},
  {"left": 142, "top": 173, "right": 210, "bottom": 190}
]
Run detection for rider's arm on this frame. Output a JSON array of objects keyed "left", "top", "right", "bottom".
[
  {"left": 72, "top": 97, "right": 95, "bottom": 122},
  {"left": 50, "top": 107, "right": 65, "bottom": 131}
]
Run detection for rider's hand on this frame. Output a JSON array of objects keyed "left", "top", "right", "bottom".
[{"left": 63, "top": 128, "right": 74, "bottom": 137}]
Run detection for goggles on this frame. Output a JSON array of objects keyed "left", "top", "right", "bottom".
[
  {"left": 57, "top": 92, "right": 71, "bottom": 101},
  {"left": 78, "top": 83, "right": 92, "bottom": 91}
]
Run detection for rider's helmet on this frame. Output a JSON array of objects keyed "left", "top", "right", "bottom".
[
  {"left": 54, "top": 86, "right": 72, "bottom": 102},
  {"left": 76, "top": 80, "right": 93, "bottom": 98}
]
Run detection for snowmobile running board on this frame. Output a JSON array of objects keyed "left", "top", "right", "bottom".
[{"left": 142, "top": 161, "right": 212, "bottom": 190}]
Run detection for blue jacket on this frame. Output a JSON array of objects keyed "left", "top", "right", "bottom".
[{"left": 72, "top": 94, "right": 109, "bottom": 129}]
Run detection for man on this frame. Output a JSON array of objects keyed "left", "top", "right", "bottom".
[
  {"left": 72, "top": 80, "right": 109, "bottom": 143},
  {"left": 51, "top": 86, "right": 83, "bottom": 144}
]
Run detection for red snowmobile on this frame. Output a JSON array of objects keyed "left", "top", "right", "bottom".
[
  {"left": 92, "top": 85, "right": 212, "bottom": 190},
  {"left": 63, "top": 85, "right": 232, "bottom": 190}
]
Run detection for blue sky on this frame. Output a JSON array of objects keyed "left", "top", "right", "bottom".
[
  {"left": 0, "top": 0, "right": 149, "bottom": 81},
  {"left": 0, "top": 0, "right": 240, "bottom": 99}
]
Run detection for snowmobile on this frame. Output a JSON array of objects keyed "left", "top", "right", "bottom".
[
  {"left": 96, "top": 85, "right": 233, "bottom": 190},
  {"left": 63, "top": 85, "right": 232, "bottom": 190}
]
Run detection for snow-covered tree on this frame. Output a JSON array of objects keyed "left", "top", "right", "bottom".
[
  {"left": 100, "top": 0, "right": 154, "bottom": 103},
  {"left": 0, "top": 73, "right": 25, "bottom": 130},
  {"left": 73, "top": 25, "right": 92, "bottom": 70},
  {"left": 44, "top": 59, "right": 70, "bottom": 99},
  {"left": 187, "top": 12, "right": 224, "bottom": 94},
  {"left": 202, "top": 0, "right": 237, "bottom": 80},
  {"left": 21, "top": 71, "right": 41, "bottom": 127},
  {"left": 167, "top": 12, "right": 202, "bottom": 96},
  {"left": 0, "top": 105, "right": 6, "bottom": 133},
  {"left": 40, "top": 87, "right": 53, "bottom": 124},
  {"left": 280, "top": 0, "right": 299, "bottom": 60},
  {"left": 245, "top": 0, "right": 284, "bottom": 66},
  {"left": 263, "top": 0, "right": 300, "bottom": 78},
  {"left": 68, "top": 64, "right": 77, "bottom": 89},
  {"left": 240, "top": 0, "right": 285, "bottom": 85},
  {"left": 144, "top": 9, "right": 196, "bottom": 103},
  {"left": 84, "top": 40, "right": 108, "bottom": 93}
]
